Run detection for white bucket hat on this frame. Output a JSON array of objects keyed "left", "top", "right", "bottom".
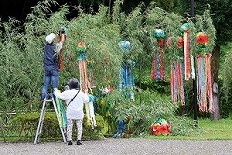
[{"left": 45, "top": 33, "right": 56, "bottom": 44}]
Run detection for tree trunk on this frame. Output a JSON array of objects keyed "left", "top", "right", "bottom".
[{"left": 210, "top": 45, "right": 220, "bottom": 120}]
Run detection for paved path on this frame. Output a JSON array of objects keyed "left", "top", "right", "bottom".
[{"left": 1, "top": 138, "right": 232, "bottom": 155}]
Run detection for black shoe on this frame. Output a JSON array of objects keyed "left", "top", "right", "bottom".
[
  {"left": 68, "top": 141, "right": 73, "bottom": 145},
  {"left": 76, "top": 140, "right": 82, "bottom": 145}
]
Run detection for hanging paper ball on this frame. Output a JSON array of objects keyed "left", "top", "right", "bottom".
[
  {"left": 154, "top": 29, "right": 165, "bottom": 39},
  {"left": 177, "top": 37, "right": 184, "bottom": 48},
  {"left": 119, "top": 40, "right": 131, "bottom": 51},
  {"left": 158, "top": 38, "right": 164, "bottom": 47},
  {"left": 180, "top": 23, "right": 189, "bottom": 32},
  {"left": 196, "top": 32, "right": 208, "bottom": 48},
  {"left": 76, "top": 41, "right": 86, "bottom": 54}
]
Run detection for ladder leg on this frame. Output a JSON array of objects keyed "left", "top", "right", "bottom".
[
  {"left": 52, "top": 97, "right": 67, "bottom": 143},
  {"left": 34, "top": 100, "right": 46, "bottom": 144}
]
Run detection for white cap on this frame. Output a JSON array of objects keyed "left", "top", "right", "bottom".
[{"left": 45, "top": 33, "right": 56, "bottom": 44}]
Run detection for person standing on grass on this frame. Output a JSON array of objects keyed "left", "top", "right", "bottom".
[{"left": 54, "top": 78, "right": 89, "bottom": 145}]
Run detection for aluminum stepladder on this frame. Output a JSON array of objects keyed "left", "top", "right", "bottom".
[
  {"left": 0, "top": 117, "right": 6, "bottom": 142},
  {"left": 34, "top": 93, "right": 67, "bottom": 144}
]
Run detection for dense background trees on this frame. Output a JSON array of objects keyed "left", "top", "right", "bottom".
[{"left": 2, "top": 0, "right": 231, "bottom": 43}]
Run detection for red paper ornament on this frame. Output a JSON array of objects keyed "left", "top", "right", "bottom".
[
  {"left": 158, "top": 38, "right": 164, "bottom": 48},
  {"left": 177, "top": 37, "right": 184, "bottom": 48},
  {"left": 196, "top": 32, "right": 208, "bottom": 45}
]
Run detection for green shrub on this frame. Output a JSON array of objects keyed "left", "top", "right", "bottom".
[
  {"left": 101, "top": 89, "right": 200, "bottom": 137},
  {"left": 168, "top": 116, "right": 198, "bottom": 136},
  {"left": 106, "top": 89, "right": 179, "bottom": 136},
  {"left": 8, "top": 112, "right": 107, "bottom": 142},
  {"left": 82, "top": 114, "right": 109, "bottom": 140}
]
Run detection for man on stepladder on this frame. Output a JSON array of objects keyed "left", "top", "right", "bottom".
[
  {"left": 41, "top": 29, "right": 65, "bottom": 100},
  {"left": 41, "top": 33, "right": 59, "bottom": 100},
  {"left": 54, "top": 78, "right": 89, "bottom": 145},
  {"left": 35, "top": 32, "right": 65, "bottom": 144}
]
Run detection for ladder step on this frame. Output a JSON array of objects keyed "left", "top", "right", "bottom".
[{"left": 44, "top": 99, "right": 53, "bottom": 102}]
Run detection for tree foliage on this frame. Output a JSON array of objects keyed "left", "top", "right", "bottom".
[
  {"left": 195, "top": 0, "right": 232, "bottom": 43},
  {"left": 0, "top": 0, "right": 123, "bottom": 113},
  {"left": 0, "top": 0, "right": 216, "bottom": 108},
  {"left": 0, "top": 0, "right": 218, "bottom": 136}
]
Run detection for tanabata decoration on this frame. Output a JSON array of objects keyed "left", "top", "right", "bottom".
[
  {"left": 58, "top": 26, "right": 67, "bottom": 71},
  {"left": 196, "top": 32, "right": 214, "bottom": 112},
  {"left": 76, "top": 41, "right": 97, "bottom": 127},
  {"left": 180, "top": 23, "right": 191, "bottom": 80},
  {"left": 113, "top": 40, "right": 135, "bottom": 138},
  {"left": 53, "top": 89, "right": 67, "bottom": 134},
  {"left": 76, "top": 41, "right": 90, "bottom": 90},
  {"left": 150, "top": 118, "right": 171, "bottom": 136},
  {"left": 154, "top": 29, "right": 166, "bottom": 38},
  {"left": 85, "top": 94, "right": 97, "bottom": 128},
  {"left": 177, "top": 37, "right": 184, "bottom": 48},
  {"left": 76, "top": 41, "right": 87, "bottom": 60},
  {"left": 56, "top": 97, "right": 67, "bottom": 131},
  {"left": 151, "top": 29, "right": 165, "bottom": 81},
  {"left": 196, "top": 32, "right": 208, "bottom": 49},
  {"left": 121, "top": 61, "right": 135, "bottom": 100},
  {"left": 119, "top": 40, "right": 135, "bottom": 100},
  {"left": 169, "top": 37, "right": 185, "bottom": 105}
]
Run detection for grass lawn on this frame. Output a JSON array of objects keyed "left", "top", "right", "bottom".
[{"left": 147, "top": 118, "right": 232, "bottom": 140}]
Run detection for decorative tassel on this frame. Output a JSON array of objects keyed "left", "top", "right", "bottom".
[
  {"left": 197, "top": 55, "right": 207, "bottom": 112},
  {"left": 181, "top": 23, "right": 191, "bottom": 80},
  {"left": 191, "top": 55, "right": 195, "bottom": 79},
  {"left": 56, "top": 98, "right": 67, "bottom": 129},
  {"left": 119, "top": 40, "right": 135, "bottom": 100},
  {"left": 205, "top": 54, "right": 214, "bottom": 112},
  {"left": 121, "top": 63, "right": 135, "bottom": 100},
  {"left": 76, "top": 41, "right": 97, "bottom": 127},
  {"left": 79, "top": 60, "right": 91, "bottom": 91},
  {"left": 173, "top": 62, "right": 178, "bottom": 103},
  {"left": 169, "top": 37, "right": 185, "bottom": 105},
  {"left": 79, "top": 60, "right": 85, "bottom": 89},
  {"left": 177, "top": 61, "right": 185, "bottom": 105},
  {"left": 196, "top": 32, "right": 214, "bottom": 113},
  {"left": 156, "top": 47, "right": 161, "bottom": 80},
  {"left": 151, "top": 39, "right": 165, "bottom": 81},
  {"left": 151, "top": 29, "right": 165, "bottom": 81},
  {"left": 183, "top": 31, "right": 191, "bottom": 80},
  {"left": 170, "top": 61, "right": 185, "bottom": 105},
  {"left": 76, "top": 41, "right": 90, "bottom": 90},
  {"left": 170, "top": 61, "right": 174, "bottom": 102}
]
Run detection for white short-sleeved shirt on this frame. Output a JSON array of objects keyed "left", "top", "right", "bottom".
[{"left": 55, "top": 89, "right": 89, "bottom": 119}]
